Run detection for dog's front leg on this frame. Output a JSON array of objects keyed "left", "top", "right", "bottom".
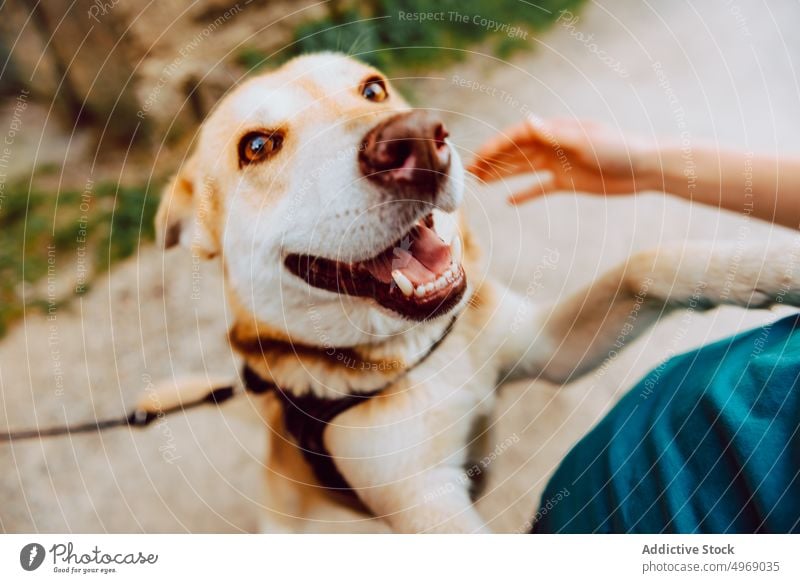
[
  {"left": 348, "top": 463, "right": 487, "bottom": 534},
  {"left": 324, "top": 385, "right": 489, "bottom": 533},
  {"left": 500, "top": 241, "right": 800, "bottom": 384}
]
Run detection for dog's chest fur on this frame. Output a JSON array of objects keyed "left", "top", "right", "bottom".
[{"left": 236, "top": 282, "right": 506, "bottom": 515}]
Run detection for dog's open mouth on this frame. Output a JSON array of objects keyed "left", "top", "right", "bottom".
[{"left": 285, "top": 213, "right": 466, "bottom": 320}]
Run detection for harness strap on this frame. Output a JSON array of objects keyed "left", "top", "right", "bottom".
[
  {"left": 240, "top": 314, "right": 459, "bottom": 497},
  {"left": 246, "top": 364, "right": 382, "bottom": 498}
]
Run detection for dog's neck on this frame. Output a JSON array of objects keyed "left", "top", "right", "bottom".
[{"left": 229, "top": 313, "right": 459, "bottom": 399}]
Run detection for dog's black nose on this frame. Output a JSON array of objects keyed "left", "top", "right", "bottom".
[{"left": 359, "top": 111, "right": 450, "bottom": 194}]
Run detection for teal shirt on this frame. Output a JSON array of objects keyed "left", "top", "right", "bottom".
[{"left": 532, "top": 314, "right": 800, "bottom": 533}]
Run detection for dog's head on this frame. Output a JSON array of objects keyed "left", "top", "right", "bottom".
[{"left": 157, "top": 53, "right": 470, "bottom": 347}]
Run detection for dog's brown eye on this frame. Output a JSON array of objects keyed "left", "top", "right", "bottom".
[
  {"left": 361, "top": 78, "right": 388, "bottom": 102},
  {"left": 238, "top": 131, "right": 283, "bottom": 166}
]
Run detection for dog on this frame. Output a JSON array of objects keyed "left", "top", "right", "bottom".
[{"left": 154, "top": 52, "right": 800, "bottom": 533}]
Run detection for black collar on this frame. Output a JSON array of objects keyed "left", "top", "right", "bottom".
[{"left": 241, "top": 313, "right": 459, "bottom": 398}]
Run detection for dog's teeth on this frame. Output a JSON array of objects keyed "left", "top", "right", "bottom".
[
  {"left": 414, "top": 285, "right": 426, "bottom": 298},
  {"left": 424, "top": 282, "right": 435, "bottom": 294},
  {"left": 451, "top": 236, "right": 462, "bottom": 264},
  {"left": 392, "top": 270, "right": 414, "bottom": 296}
]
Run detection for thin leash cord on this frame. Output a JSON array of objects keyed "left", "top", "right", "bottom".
[
  {"left": 0, "top": 385, "right": 238, "bottom": 443},
  {"left": 0, "top": 314, "right": 459, "bottom": 443}
]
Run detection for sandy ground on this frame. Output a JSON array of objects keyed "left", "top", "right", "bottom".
[{"left": 2, "top": 0, "right": 800, "bottom": 533}]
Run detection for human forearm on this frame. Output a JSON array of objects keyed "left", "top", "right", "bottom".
[{"left": 638, "top": 144, "right": 800, "bottom": 229}]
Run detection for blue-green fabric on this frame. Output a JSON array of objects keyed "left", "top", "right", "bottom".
[{"left": 532, "top": 314, "right": 800, "bottom": 534}]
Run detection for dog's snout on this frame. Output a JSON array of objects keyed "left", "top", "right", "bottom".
[{"left": 359, "top": 111, "right": 450, "bottom": 194}]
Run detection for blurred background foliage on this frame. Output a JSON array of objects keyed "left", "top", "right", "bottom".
[
  {"left": 0, "top": 181, "right": 157, "bottom": 336},
  {"left": 0, "top": 0, "right": 583, "bottom": 335},
  {"left": 239, "top": 0, "right": 583, "bottom": 72}
]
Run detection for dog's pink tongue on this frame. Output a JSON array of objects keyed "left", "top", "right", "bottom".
[
  {"left": 362, "top": 224, "right": 452, "bottom": 286},
  {"left": 409, "top": 222, "right": 452, "bottom": 276}
]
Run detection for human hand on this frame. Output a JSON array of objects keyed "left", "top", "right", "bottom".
[{"left": 468, "top": 117, "right": 656, "bottom": 204}]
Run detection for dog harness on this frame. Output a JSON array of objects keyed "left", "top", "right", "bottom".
[
  {"left": 242, "top": 365, "right": 377, "bottom": 498},
  {"left": 240, "top": 315, "right": 459, "bottom": 501}
]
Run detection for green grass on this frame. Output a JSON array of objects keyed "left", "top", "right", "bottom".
[
  {"left": 238, "top": 0, "right": 585, "bottom": 74},
  {"left": 0, "top": 181, "right": 159, "bottom": 335}
]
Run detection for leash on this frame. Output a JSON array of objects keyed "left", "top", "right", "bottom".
[
  {"left": 0, "top": 385, "right": 239, "bottom": 442},
  {"left": 0, "top": 315, "right": 458, "bottom": 443}
]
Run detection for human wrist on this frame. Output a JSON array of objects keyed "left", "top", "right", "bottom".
[{"left": 630, "top": 140, "right": 665, "bottom": 192}]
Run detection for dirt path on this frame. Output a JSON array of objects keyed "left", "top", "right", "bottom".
[{"left": 3, "top": 0, "right": 800, "bottom": 532}]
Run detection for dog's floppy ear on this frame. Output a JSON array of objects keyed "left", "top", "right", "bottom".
[{"left": 156, "top": 155, "right": 219, "bottom": 258}]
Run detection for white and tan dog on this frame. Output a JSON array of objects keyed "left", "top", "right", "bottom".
[{"left": 154, "top": 52, "right": 800, "bottom": 533}]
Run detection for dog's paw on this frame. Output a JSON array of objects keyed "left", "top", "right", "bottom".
[{"left": 714, "top": 247, "right": 800, "bottom": 309}]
